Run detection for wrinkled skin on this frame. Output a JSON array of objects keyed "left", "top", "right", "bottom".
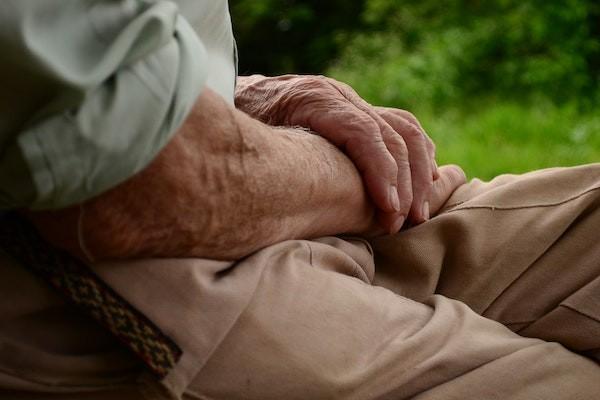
[
  {"left": 27, "top": 85, "right": 465, "bottom": 262},
  {"left": 236, "top": 74, "right": 439, "bottom": 234}
]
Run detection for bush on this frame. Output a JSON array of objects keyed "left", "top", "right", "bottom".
[
  {"left": 417, "top": 100, "right": 600, "bottom": 178},
  {"left": 231, "top": 0, "right": 364, "bottom": 74},
  {"left": 328, "top": 0, "right": 600, "bottom": 109},
  {"left": 231, "top": 1, "right": 600, "bottom": 178}
]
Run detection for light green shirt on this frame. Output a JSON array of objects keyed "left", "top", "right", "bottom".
[{"left": 0, "top": 0, "right": 236, "bottom": 210}]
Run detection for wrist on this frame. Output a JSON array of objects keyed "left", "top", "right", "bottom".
[
  {"left": 28, "top": 88, "right": 377, "bottom": 261},
  {"left": 285, "top": 130, "right": 375, "bottom": 238}
]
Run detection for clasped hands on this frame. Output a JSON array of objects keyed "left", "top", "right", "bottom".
[
  {"left": 27, "top": 75, "right": 467, "bottom": 261},
  {"left": 236, "top": 74, "right": 466, "bottom": 234}
]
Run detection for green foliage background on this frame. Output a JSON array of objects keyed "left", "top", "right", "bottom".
[{"left": 231, "top": 0, "right": 600, "bottom": 179}]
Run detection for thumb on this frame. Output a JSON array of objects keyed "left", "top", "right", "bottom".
[{"left": 429, "top": 165, "right": 467, "bottom": 215}]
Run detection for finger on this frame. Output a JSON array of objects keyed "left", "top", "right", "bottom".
[
  {"left": 371, "top": 121, "right": 412, "bottom": 234},
  {"left": 327, "top": 83, "right": 420, "bottom": 225},
  {"left": 429, "top": 165, "right": 467, "bottom": 215},
  {"left": 309, "top": 105, "right": 402, "bottom": 214},
  {"left": 379, "top": 107, "right": 439, "bottom": 180},
  {"left": 357, "top": 112, "right": 413, "bottom": 230},
  {"left": 429, "top": 143, "right": 439, "bottom": 181},
  {"left": 377, "top": 209, "right": 407, "bottom": 235},
  {"left": 378, "top": 112, "right": 433, "bottom": 224}
]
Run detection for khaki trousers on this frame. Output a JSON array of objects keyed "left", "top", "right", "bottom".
[{"left": 1, "top": 164, "right": 599, "bottom": 399}]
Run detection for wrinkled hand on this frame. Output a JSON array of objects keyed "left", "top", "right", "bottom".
[
  {"left": 426, "top": 164, "right": 466, "bottom": 216},
  {"left": 360, "top": 164, "right": 466, "bottom": 237},
  {"left": 236, "top": 74, "right": 438, "bottom": 233}
]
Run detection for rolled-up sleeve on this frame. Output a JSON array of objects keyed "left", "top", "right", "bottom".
[{"left": 0, "top": 0, "right": 208, "bottom": 209}]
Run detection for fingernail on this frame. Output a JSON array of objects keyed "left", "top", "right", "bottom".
[
  {"left": 389, "top": 215, "right": 405, "bottom": 234},
  {"left": 422, "top": 201, "right": 430, "bottom": 221},
  {"left": 389, "top": 186, "right": 401, "bottom": 212}
]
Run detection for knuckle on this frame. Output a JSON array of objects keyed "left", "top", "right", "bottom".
[
  {"left": 295, "top": 75, "right": 330, "bottom": 92},
  {"left": 450, "top": 166, "right": 467, "bottom": 183},
  {"left": 379, "top": 110, "right": 393, "bottom": 121},
  {"left": 442, "top": 167, "right": 464, "bottom": 187},
  {"left": 402, "top": 124, "right": 426, "bottom": 142},
  {"left": 374, "top": 106, "right": 391, "bottom": 118},
  {"left": 358, "top": 115, "right": 381, "bottom": 131},
  {"left": 385, "top": 133, "right": 408, "bottom": 152},
  {"left": 327, "top": 77, "right": 349, "bottom": 90},
  {"left": 329, "top": 79, "right": 359, "bottom": 99},
  {"left": 398, "top": 110, "right": 419, "bottom": 125}
]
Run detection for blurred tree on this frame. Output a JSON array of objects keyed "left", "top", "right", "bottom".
[
  {"left": 352, "top": 0, "right": 600, "bottom": 106},
  {"left": 230, "top": 0, "right": 364, "bottom": 74},
  {"left": 231, "top": 0, "right": 600, "bottom": 107}
]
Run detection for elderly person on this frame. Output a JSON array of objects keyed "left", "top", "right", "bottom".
[{"left": 0, "top": 1, "right": 599, "bottom": 399}]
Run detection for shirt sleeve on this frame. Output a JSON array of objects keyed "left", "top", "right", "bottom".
[{"left": 0, "top": 0, "right": 208, "bottom": 209}]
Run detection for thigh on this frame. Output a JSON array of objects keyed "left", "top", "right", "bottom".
[
  {"left": 185, "top": 237, "right": 600, "bottom": 400},
  {"left": 371, "top": 164, "right": 600, "bottom": 357},
  {"left": 0, "top": 253, "right": 144, "bottom": 398}
]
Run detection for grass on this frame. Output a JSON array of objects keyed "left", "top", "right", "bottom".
[
  {"left": 415, "top": 101, "right": 600, "bottom": 180},
  {"left": 328, "top": 56, "right": 600, "bottom": 181},
  {"left": 326, "top": 69, "right": 600, "bottom": 180}
]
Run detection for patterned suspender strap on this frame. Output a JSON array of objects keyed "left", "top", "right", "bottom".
[{"left": 0, "top": 213, "right": 182, "bottom": 379}]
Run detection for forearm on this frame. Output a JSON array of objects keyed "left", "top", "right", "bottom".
[{"left": 28, "top": 88, "right": 375, "bottom": 261}]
